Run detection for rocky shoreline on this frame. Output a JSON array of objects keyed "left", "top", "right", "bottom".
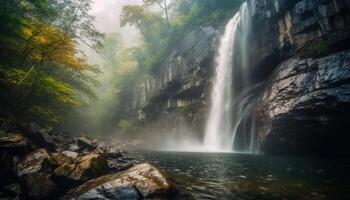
[{"left": 0, "top": 124, "right": 178, "bottom": 200}]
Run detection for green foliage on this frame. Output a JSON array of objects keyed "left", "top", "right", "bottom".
[
  {"left": 0, "top": 0, "right": 102, "bottom": 125},
  {"left": 120, "top": 0, "right": 242, "bottom": 75},
  {"left": 302, "top": 39, "right": 330, "bottom": 58},
  {"left": 0, "top": 67, "right": 84, "bottom": 124}
]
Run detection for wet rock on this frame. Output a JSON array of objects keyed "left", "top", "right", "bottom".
[
  {"left": 29, "top": 123, "right": 55, "bottom": 151},
  {"left": 20, "top": 173, "right": 56, "bottom": 199},
  {"left": 106, "top": 147, "right": 122, "bottom": 159},
  {"left": 51, "top": 134, "right": 73, "bottom": 152},
  {"left": 75, "top": 136, "right": 96, "bottom": 151},
  {"left": 259, "top": 50, "right": 350, "bottom": 155},
  {"left": 54, "top": 150, "right": 108, "bottom": 183},
  {"left": 104, "top": 148, "right": 135, "bottom": 171},
  {"left": 106, "top": 158, "right": 134, "bottom": 172},
  {"left": 17, "top": 148, "right": 53, "bottom": 177},
  {"left": 67, "top": 143, "right": 80, "bottom": 152},
  {"left": 65, "top": 163, "right": 177, "bottom": 199},
  {"left": 61, "top": 150, "right": 79, "bottom": 159},
  {"left": 50, "top": 152, "right": 73, "bottom": 166},
  {"left": 0, "top": 132, "right": 32, "bottom": 156}
]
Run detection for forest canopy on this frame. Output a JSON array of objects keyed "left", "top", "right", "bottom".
[{"left": 0, "top": 0, "right": 103, "bottom": 125}]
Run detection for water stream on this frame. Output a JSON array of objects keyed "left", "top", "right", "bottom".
[
  {"left": 132, "top": 151, "right": 350, "bottom": 200},
  {"left": 204, "top": 3, "right": 253, "bottom": 152}
]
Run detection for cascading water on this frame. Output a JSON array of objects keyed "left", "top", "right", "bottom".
[
  {"left": 204, "top": 3, "right": 253, "bottom": 152},
  {"left": 203, "top": 13, "right": 240, "bottom": 152}
]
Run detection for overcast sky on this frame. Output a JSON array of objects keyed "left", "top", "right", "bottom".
[
  {"left": 84, "top": 0, "right": 143, "bottom": 61},
  {"left": 91, "top": 0, "right": 142, "bottom": 40}
]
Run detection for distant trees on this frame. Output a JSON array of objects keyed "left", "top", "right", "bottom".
[
  {"left": 143, "top": 0, "right": 171, "bottom": 24},
  {"left": 0, "top": 0, "right": 103, "bottom": 125},
  {"left": 119, "top": 0, "right": 242, "bottom": 74}
]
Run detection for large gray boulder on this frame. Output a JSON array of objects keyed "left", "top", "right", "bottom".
[{"left": 65, "top": 163, "right": 177, "bottom": 200}]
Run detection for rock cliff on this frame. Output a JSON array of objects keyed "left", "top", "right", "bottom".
[
  {"left": 245, "top": 0, "right": 350, "bottom": 155},
  {"left": 128, "top": 0, "right": 350, "bottom": 155},
  {"left": 130, "top": 26, "right": 221, "bottom": 138}
]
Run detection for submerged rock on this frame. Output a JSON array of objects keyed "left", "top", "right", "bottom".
[{"left": 65, "top": 163, "right": 177, "bottom": 200}]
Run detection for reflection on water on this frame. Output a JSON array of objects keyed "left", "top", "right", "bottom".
[{"left": 132, "top": 151, "right": 350, "bottom": 200}]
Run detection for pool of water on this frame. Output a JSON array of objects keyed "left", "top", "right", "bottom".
[{"left": 131, "top": 151, "right": 350, "bottom": 200}]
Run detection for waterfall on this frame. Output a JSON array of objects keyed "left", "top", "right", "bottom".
[{"left": 204, "top": 3, "right": 252, "bottom": 152}]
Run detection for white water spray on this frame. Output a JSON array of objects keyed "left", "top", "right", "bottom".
[
  {"left": 203, "top": 13, "right": 240, "bottom": 152},
  {"left": 204, "top": 3, "right": 251, "bottom": 152}
]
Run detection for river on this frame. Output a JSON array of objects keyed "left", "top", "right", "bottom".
[{"left": 132, "top": 151, "right": 350, "bottom": 200}]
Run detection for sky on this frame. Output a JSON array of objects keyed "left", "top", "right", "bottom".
[
  {"left": 90, "top": 0, "right": 142, "bottom": 42},
  {"left": 84, "top": 0, "right": 142, "bottom": 60}
]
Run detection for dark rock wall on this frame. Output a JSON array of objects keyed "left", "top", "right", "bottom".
[
  {"left": 130, "top": 26, "right": 221, "bottom": 137},
  {"left": 128, "top": 0, "right": 350, "bottom": 155},
  {"left": 259, "top": 51, "right": 350, "bottom": 155},
  {"left": 244, "top": 0, "right": 350, "bottom": 155},
  {"left": 247, "top": 0, "right": 350, "bottom": 82}
]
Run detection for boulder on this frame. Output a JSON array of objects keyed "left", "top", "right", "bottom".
[
  {"left": 54, "top": 150, "right": 108, "bottom": 183},
  {"left": 259, "top": 51, "right": 350, "bottom": 155},
  {"left": 106, "top": 155, "right": 136, "bottom": 172},
  {"left": 16, "top": 148, "right": 53, "bottom": 177},
  {"left": 28, "top": 123, "right": 55, "bottom": 150},
  {"left": 106, "top": 147, "right": 122, "bottom": 159},
  {"left": 0, "top": 132, "right": 32, "bottom": 156},
  {"left": 61, "top": 150, "right": 79, "bottom": 159},
  {"left": 51, "top": 134, "right": 73, "bottom": 152},
  {"left": 65, "top": 163, "right": 177, "bottom": 200},
  {"left": 20, "top": 173, "right": 56, "bottom": 200},
  {"left": 75, "top": 136, "right": 96, "bottom": 151},
  {"left": 67, "top": 143, "right": 80, "bottom": 152},
  {"left": 50, "top": 152, "right": 74, "bottom": 166}
]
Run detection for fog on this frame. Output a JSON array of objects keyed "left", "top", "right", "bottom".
[
  {"left": 66, "top": 0, "right": 143, "bottom": 136},
  {"left": 84, "top": 0, "right": 142, "bottom": 61}
]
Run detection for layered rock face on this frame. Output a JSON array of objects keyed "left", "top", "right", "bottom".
[
  {"left": 130, "top": 27, "right": 221, "bottom": 137},
  {"left": 259, "top": 51, "right": 350, "bottom": 155},
  {"left": 247, "top": 0, "right": 350, "bottom": 80},
  {"left": 244, "top": 0, "right": 350, "bottom": 155}
]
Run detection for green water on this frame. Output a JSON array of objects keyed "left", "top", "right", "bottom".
[{"left": 132, "top": 151, "right": 350, "bottom": 200}]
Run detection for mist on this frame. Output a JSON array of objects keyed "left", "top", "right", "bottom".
[{"left": 63, "top": 0, "right": 143, "bottom": 136}]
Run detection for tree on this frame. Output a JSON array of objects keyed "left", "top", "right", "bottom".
[
  {"left": 120, "top": 5, "right": 166, "bottom": 39},
  {"left": 143, "top": 0, "right": 171, "bottom": 24},
  {"left": 0, "top": 0, "right": 102, "bottom": 125}
]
